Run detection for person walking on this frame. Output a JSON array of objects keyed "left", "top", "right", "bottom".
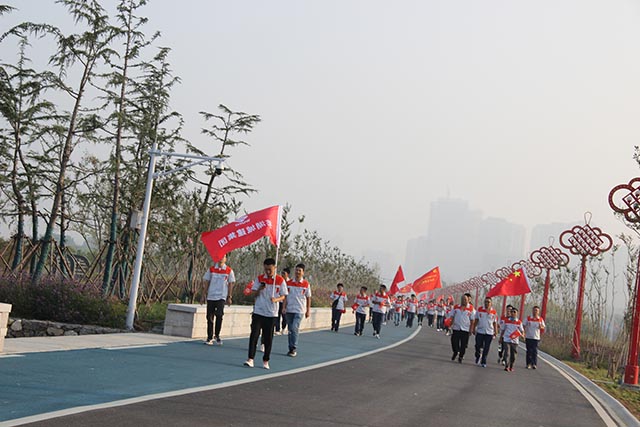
[
  {"left": 330, "top": 283, "right": 348, "bottom": 332},
  {"left": 244, "top": 258, "right": 288, "bottom": 370},
  {"left": 447, "top": 294, "right": 476, "bottom": 363},
  {"left": 417, "top": 300, "right": 426, "bottom": 326},
  {"left": 393, "top": 295, "right": 404, "bottom": 326},
  {"left": 471, "top": 297, "right": 498, "bottom": 368},
  {"left": 275, "top": 267, "right": 290, "bottom": 336},
  {"left": 371, "top": 285, "right": 390, "bottom": 339},
  {"left": 436, "top": 299, "right": 445, "bottom": 331},
  {"left": 523, "top": 306, "right": 546, "bottom": 369},
  {"left": 500, "top": 307, "right": 524, "bottom": 372},
  {"left": 498, "top": 304, "right": 514, "bottom": 365},
  {"left": 405, "top": 294, "right": 418, "bottom": 328},
  {"left": 427, "top": 300, "right": 436, "bottom": 328},
  {"left": 352, "top": 286, "right": 370, "bottom": 336},
  {"left": 202, "top": 254, "right": 236, "bottom": 346},
  {"left": 283, "top": 263, "right": 311, "bottom": 357}
]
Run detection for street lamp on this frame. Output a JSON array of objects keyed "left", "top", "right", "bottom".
[
  {"left": 559, "top": 213, "right": 612, "bottom": 359},
  {"left": 609, "top": 178, "right": 640, "bottom": 385},
  {"left": 530, "top": 243, "right": 570, "bottom": 320},
  {"left": 125, "top": 142, "right": 225, "bottom": 330}
]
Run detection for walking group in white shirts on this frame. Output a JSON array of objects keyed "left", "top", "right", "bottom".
[
  {"left": 445, "top": 293, "right": 546, "bottom": 371},
  {"left": 202, "top": 256, "right": 545, "bottom": 372}
]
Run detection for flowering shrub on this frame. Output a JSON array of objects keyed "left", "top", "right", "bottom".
[{"left": 0, "top": 275, "right": 126, "bottom": 329}]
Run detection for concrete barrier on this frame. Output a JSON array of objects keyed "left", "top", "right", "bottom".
[
  {"left": 163, "top": 304, "right": 354, "bottom": 339},
  {"left": 0, "top": 302, "right": 12, "bottom": 352}
]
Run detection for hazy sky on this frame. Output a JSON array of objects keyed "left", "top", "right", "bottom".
[{"left": 4, "top": 1, "right": 640, "bottom": 282}]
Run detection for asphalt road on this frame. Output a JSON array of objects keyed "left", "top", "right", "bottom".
[{"left": 20, "top": 326, "right": 605, "bottom": 427}]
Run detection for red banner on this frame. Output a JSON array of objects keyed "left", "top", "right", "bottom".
[
  {"left": 201, "top": 206, "right": 282, "bottom": 262},
  {"left": 389, "top": 266, "right": 406, "bottom": 296},
  {"left": 412, "top": 267, "right": 442, "bottom": 296}
]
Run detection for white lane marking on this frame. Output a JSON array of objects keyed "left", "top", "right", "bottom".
[
  {"left": 0, "top": 354, "right": 24, "bottom": 359},
  {"left": 1, "top": 327, "right": 421, "bottom": 427},
  {"left": 536, "top": 351, "right": 617, "bottom": 427},
  {"left": 102, "top": 344, "right": 167, "bottom": 351}
]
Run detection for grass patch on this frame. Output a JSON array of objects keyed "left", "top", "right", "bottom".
[{"left": 565, "top": 361, "right": 640, "bottom": 420}]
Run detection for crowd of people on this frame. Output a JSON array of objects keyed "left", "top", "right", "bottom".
[{"left": 201, "top": 256, "right": 546, "bottom": 372}]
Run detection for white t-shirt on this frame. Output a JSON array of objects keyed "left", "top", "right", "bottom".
[
  {"left": 371, "top": 292, "right": 390, "bottom": 314},
  {"left": 474, "top": 307, "right": 498, "bottom": 335},
  {"left": 203, "top": 264, "right": 235, "bottom": 301},
  {"left": 523, "top": 316, "right": 546, "bottom": 340},
  {"left": 330, "top": 291, "right": 348, "bottom": 310},
  {"left": 501, "top": 318, "right": 525, "bottom": 343},
  {"left": 285, "top": 279, "right": 311, "bottom": 314},
  {"left": 251, "top": 274, "right": 288, "bottom": 317},
  {"left": 447, "top": 304, "right": 476, "bottom": 332},
  {"left": 353, "top": 295, "right": 370, "bottom": 314},
  {"left": 406, "top": 300, "right": 418, "bottom": 313}
]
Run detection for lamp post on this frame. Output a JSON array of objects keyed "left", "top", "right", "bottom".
[
  {"left": 530, "top": 243, "right": 570, "bottom": 320},
  {"left": 125, "top": 144, "right": 225, "bottom": 330},
  {"left": 559, "top": 213, "right": 612, "bottom": 359},
  {"left": 609, "top": 178, "right": 640, "bottom": 385}
]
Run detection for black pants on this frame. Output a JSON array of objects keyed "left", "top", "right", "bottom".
[
  {"left": 331, "top": 308, "right": 343, "bottom": 331},
  {"left": 206, "top": 299, "right": 225, "bottom": 340},
  {"left": 372, "top": 312, "right": 384, "bottom": 334},
  {"left": 504, "top": 342, "right": 518, "bottom": 369},
  {"left": 427, "top": 314, "right": 434, "bottom": 327},
  {"left": 406, "top": 312, "right": 415, "bottom": 328},
  {"left": 526, "top": 338, "right": 539, "bottom": 367},
  {"left": 275, "top": 302, "right": 285, "bottom": 332},
  {"left": 474, "top": 333, "right": 493, "bottom": 364},
  {"left": 355, "top": 312, "right": 366, "bottom": 335},
  {"left": 417, "top": 314, "right": 425, "bottom": 325},
  {"left": 451, "top": 329, "right": 470, "bottom": 358},
  {"left": 248, "top": 314, "right": 276, "bottom": 362}
]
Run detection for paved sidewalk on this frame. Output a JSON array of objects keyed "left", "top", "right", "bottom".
[
  {"left": 2, "top": 333, "right": 193, "bottom": 355},
  {"left": 0, "top": 322, "right": 414, "bottom": 424}
]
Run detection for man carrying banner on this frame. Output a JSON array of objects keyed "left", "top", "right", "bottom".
[
  {"left": 447, "top": 294, "right": 476, "bottom": 363},
  {"left": 244, "top": 258, "right": 288, "bottom": 370},
  {"left": 283, "top": 263, "right": 311, "bottom": 357},
  {"left": 202, "top": 254, "right": 236, "bottom": 346}
]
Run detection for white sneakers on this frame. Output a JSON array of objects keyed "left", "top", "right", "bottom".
[
  {"left": 244, "top": 359, "right": 254, "bottom": 368},
  {"left": 204, "top": 340, "right": 214, "bottom": 346},
  {"left": 263, "top": 361, "right": 270, "bottom": 370}
]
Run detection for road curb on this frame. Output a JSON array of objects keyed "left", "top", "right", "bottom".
[{"left": 536, "top": 347, "right": 640, "bottom": 427}]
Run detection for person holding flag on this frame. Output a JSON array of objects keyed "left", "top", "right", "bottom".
[
  {"left": 500, "top": 307, "right": 524, "bottom": 372},
  {"left": 371, "top": 285, "right": 390, "bottom": 339},
  {"left": 201, "top": 253, "right": 236, "bottom": 346},
  {"left": 447, "top": 294, "right": 476, "bottom": 363},
  {"left": 283, "top": 263, "right": 311, "bottom": 357},
  {"left": 523, "top": 305, "right": 546, "bottom": 369},
  {"left": 471, "top": 297, "right": 498, "bottom": 368},
  {"left": 330, "top": 283, "right": 348, "bottom": 332},
  {"left": 352, "top": 286, "right": 370, "bottom": 336},
  {"left": 244, "top": 258, "right": 288, "bottom": 370}
]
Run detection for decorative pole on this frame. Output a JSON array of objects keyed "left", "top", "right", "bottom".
[
  {"left": 609, "top": 178, "right": 640, "bottom": 385},
  {"left": 530, "top": 243, "right": 570, "bottom": 320},
  {"left": 559, "top": 213, "right": 612, "bottom": 359}
]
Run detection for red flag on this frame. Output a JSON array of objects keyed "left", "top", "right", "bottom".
[
  {"left": 412, "top": 267, "right": 442, "bottom": 298},
  {"left": 486, "top": 268, "right": 531, "bottom": 297},
  {"left": 399, "top": 283, "right": 414, "bottom": 294},
  {"left": 201, "top": 206, "right": 282, "bottom": 262},
  {"left": 388, "top": 266, "right": 405, "bottom": 296}
]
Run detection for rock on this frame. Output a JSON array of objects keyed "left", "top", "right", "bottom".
[
  {"left": 46, "top": 327, "right": 64, "bottom": 336},
  {"left": 63, "top": 330, "right": 78, "bottom": 336},
  {"left": 10, "top": 319, "right": 22, "bottom": 332}
]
